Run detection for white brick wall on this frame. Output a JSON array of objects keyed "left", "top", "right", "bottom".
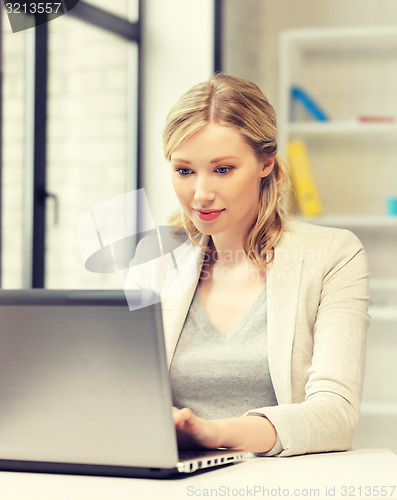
[{"left": 1, "top": 14, "right": 25, "bottom": 288}]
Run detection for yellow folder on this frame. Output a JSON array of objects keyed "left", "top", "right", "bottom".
[{"left": 287, "top": 140, "right": 323, "bottom": 218}]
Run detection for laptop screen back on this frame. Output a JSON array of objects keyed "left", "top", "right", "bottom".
[{"left": 0, "top": 290, "right": 179, "bottom": 469}]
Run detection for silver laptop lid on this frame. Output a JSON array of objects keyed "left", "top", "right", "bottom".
[{"left": 0, "top": 289, "right": 179, "bottom": 470}]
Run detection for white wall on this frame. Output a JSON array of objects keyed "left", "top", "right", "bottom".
[
  {"left": 223, "top": 0, "right": 397, "bottom": 109},
  {"left": 140, "top": 0, "right": 214, "bottom": 226}
]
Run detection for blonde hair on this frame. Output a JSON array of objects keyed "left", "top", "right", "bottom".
[{"left": 163, "top": 73, "right": 290, "bottom": 266}]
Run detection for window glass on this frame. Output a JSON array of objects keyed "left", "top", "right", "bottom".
[
  {"left": 46, "top": 15, "right": 138, "bottom": 288},
  {"left": 1, "top": 14, "right": 26, "bottom": 288}
]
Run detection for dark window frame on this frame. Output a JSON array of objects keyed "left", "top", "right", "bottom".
[
  {"left": 0, "top": 6, "right": 3, "bottom": 286},
  {"left": 214, "top": 0, "right": 223, "bottom": 73}
]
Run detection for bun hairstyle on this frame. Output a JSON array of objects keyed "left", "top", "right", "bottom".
[{"left": 163, "top": 73, "right": 290, "bottom": 266}]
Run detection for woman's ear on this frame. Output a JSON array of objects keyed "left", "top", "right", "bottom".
[{"left": 261, "top": 158, "right": 274, "bottom": 178}]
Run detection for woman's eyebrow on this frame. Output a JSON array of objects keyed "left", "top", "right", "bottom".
[
  {"left": 171, "top": 155, "right": 239, "bottom": 165},
  {"left": 171, "top": 158, "right": 191, "bottom": 165},
  {"left": 210, "top": 156, "right": 239, "bottom": 164}
]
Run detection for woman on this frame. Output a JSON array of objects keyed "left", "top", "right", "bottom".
[{"left": 132, "top": 73, "right": 370, "bottom": 457}]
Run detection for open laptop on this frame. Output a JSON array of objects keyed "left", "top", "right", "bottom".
[{"left": 0, "top": 289, "right": 246, "bottom": 478}]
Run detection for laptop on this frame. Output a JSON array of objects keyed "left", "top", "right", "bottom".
[{"left": 0, "top": 289, "right": 246, "bottom": 478}]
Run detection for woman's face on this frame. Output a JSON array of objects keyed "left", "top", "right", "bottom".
[{"left": 170, "top": 123, "right": 273, "bottom": 238}]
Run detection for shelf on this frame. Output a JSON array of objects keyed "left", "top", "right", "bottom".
[
  {"left": 370, "top": 279, "right": 397, "bottom": 290},
  {"left": 287, "top": 120, "right": 397, "bottom": 136},
  {"left": 361, "top": 402, "right": 397, "bottom": 416},
  {"left": 369, "top": 305, "right": 397, "bottom": 321},
  {"left": 281, "top": 25, "right": 397, "bottom": 50},
  {"left": 297, "top": 215, "right": 397, "bottom": 228}
]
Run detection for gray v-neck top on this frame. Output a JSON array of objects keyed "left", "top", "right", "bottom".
[{"left": 170, "top": 284, "right": 278, "bottom": 420}]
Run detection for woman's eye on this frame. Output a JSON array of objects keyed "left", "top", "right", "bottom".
[
  {"left": 176, "top": 168, "right": 193, "bottom": 176},
  {"left": 215, "top": 166, "right": 232, "bottom": 175}
]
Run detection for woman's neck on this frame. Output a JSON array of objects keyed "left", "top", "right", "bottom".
[{"left": 207, "top": 235, "right": 252, "bottom": 269}]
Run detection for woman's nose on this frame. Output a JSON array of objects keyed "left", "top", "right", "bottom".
[{"left": 193, "top": 177, "right": 215, "bottom": 204}]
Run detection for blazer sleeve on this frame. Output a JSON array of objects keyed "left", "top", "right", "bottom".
[{"left": 245, "top": 229, "right": 370, "bottom": 457}]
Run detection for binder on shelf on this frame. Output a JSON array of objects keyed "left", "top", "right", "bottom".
[
  {"left": 287, "top": 140, "right": 323, "bottom": 218},
  {"left": 357, "top": 115, "right": 395, "bottom": 123},
  {"left": 291, "top": 86, "right": 329, "bottom": 122}
]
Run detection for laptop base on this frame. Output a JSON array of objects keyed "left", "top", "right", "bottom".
[{"left": 0, "top": 459, "right": 180, "bottom": 479}]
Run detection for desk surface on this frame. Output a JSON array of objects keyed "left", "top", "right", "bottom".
[{"left": 0, "top": 449, "right": 396, "bottom": 500}]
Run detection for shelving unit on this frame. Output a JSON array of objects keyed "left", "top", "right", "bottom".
[
  {"left": 279, "top": 26, "right": 397, "bottom": 452},
  {"left": 303, "top": 215, "right": 397, "bottom": 228},
  {"left": 288, "top": 120, "right": 397, "bottom": 136}
]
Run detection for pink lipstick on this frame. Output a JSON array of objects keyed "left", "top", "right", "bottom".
[{"left": 194, "top": 209, "right": 224, "bottom": 221}]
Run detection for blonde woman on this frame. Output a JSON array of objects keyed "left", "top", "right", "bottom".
[{"left": 139, "top": 74, "right": 370, "bottom": 457}]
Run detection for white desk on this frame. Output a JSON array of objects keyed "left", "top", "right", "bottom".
[{"left": 0, "top": 449, "right": 396, "bottom": 500}]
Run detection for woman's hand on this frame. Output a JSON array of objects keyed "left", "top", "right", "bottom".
[
  {"left": 172, "top": 406, "right": 277, "bottom": 453},
  {"left": 172, "top": 406, "right": 222, "bottom": 450}
]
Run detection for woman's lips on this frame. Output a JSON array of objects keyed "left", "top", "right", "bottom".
[{"left": 194, "top": 209, "right": 224, "bottom": 221}]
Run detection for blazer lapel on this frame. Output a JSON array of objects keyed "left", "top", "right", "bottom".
[
  {"left": 162, "top": 278, "right": 199, "bottom": 369},
  {"left": 161, "top": 236, "right": 208, "bottom": 369},
  {"left": 267, "top": 234, "right": 304, "bottom": 405}
]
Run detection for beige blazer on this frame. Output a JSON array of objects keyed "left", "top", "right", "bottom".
[{"left": 126, "top": 220, "right": 370, "bottom": 457}]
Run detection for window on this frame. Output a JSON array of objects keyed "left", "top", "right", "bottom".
[{"left": 0, "top": 1, "right": 141, "bottom": 288}]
